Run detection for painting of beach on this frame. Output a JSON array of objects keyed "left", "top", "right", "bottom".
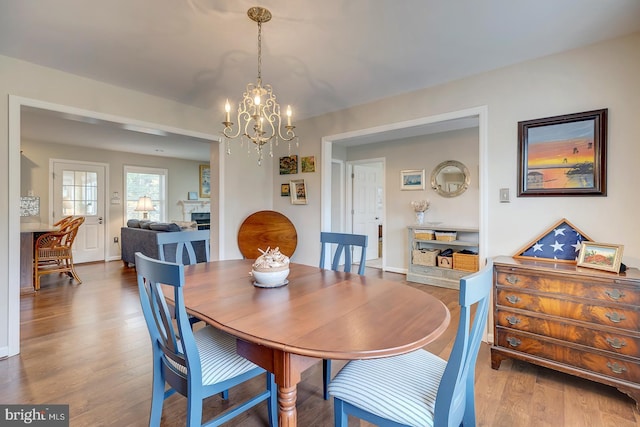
[{"left": 526, "top": 120, "right": 595, "bottom": 189}]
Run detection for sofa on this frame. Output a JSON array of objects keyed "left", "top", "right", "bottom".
[{"left": 120, "top": 220, "right": 208, "bottom": 267}]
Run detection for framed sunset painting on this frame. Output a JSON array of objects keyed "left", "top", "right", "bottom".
[{"left": 517, "top": 109, "right": 607, "bottom": 197}]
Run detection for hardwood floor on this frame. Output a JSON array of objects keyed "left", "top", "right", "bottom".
[{"left": 2, "top": 261, "right": 639, "bottom": 426}]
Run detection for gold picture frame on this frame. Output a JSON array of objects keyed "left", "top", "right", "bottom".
[
  {"left": 199, "top": 164, "right": 211, "bottom": 198},
  {"left": 577, "top": 242, "right": 624, "bottom": 273}
]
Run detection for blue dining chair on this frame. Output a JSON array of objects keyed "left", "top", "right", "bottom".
[
  {"left": 328, "top": 259, "right": 493, "bottom": 427},
  {"left": 156, "top": 229, "right": 211, "bottom": 265},
  {"left": 135, "top": 252, "right": 278, "bottom": 427},
  {"left": 319, "top": 231, "right": 369, "bottom": 399},
  {"left": 157, "top": 229, "right": 211, "bottom": 328}
]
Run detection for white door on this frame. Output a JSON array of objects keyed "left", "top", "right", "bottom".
[
  {"left": 52, "top": 161, "right": 106, "bottom": 264},
  {"left": 351, "top": 162, "right": 383, "bottom": 261}
]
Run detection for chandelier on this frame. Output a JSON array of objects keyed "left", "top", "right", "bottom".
[{"left": 222, "top": 6, "right": 297, "bottom": 166}]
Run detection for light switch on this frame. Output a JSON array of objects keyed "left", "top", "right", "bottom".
[{"left": 499, "top": 188, "right": 510, "bottom": 203}]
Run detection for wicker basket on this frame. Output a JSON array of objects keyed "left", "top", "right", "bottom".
[
  {"left": 453, "top": 252, "right": 479, "bottom": 272},
  {"left": 437, "top": 255, "right": 453, "bottom": 269},
  {"left": 412, "top": 248, "right": 439, "bottom": 266},
  {"left": 435, "top": 231, "right": 457, "bottom": 242},
  {"left": 414, "top": 229, "right": 435, "bottom": 240}
]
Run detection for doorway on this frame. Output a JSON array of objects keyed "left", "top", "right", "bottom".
[
  {"left": 51, "top": 160, "right": 107, "bottom": 263},
  {"left": 348, "top": 160, "right": 384, "bottom": 268},
  {"left": 7, "top": 95, "right": 219, "bottom": 357},
  {"left": 320, "top": 106, "right": 489, "bottom": 275}
]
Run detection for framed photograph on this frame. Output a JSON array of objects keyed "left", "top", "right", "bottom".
[
  {"left": 199, "top": 164, "right": 211, "bottom": 198},
  {"left": 577, "top": 242, "right": 624, "bottom": 273},
  {"left": 289, "top": 179, "right": 308, "bottom": 205},
  {"left": 301, "top": 156, "right": 316, "bottom": 173},
  {"left": 279, "top": 155, "right": 298, "bottom": 175},
  {"left": 518, "top": 109, "right": 607, "bottom": 197},
  {"left": 187, "top": 191, "right": 198, "bottom": 201},
  {"left": 400, "top": 169, "right": 425, "bottom": 191},
  {"left": 280, "top": 183, "right": 290, "bottom": 197}
]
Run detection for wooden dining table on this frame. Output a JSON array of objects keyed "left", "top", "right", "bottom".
[{"left": 179, "top": 259, "right": 451, "bottom": 426}]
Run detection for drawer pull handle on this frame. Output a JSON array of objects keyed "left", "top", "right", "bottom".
[
  {"left": 506, "top": 275, "right": 520, "bottom": 285},
  {"left": 604, "top": 289, "right": 625, "bottom": 300},
  {"left": 606, "top": 337, "right": 627, "bottom": 349},
  {"left": 506, "top": 316, "right": 521, "bottom": 325},
  {"left": 505, "top": 295, "right": 521, "bottom": 304},
  {"left": 506, "top": 337, "right": 521, "bottom": 347},
  {"left": 605, "top": 312, "right": 626, "bottom": 323},
  {"left": 607, "top": 362, "right": 626, "bottom": 375}
]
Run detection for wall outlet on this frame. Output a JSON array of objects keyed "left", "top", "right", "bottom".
[{"left": 113, "top": 236, "right": 119, "bottom": 243}]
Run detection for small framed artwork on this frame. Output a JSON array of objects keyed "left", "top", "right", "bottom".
[
  {"left": 280, "top": 183, "right": 290, "bottom": 197},
  {"left": 301, "top": 156, "right": 316, "bottom": 173},
  {"left": 577, "top": 242, "right": 624, "bottom": 273},
  {"left": 187, "top": 191, "right": 198, "bottom": 200},
  {"left": 290, "top": 179, "right": 308, "bottom": 205},
  {"left": 199, "top": 164, "right": 211, "bottom": 198},
  {"left": 279, "top": 155, "right": 298, "bottom": 175},
  {"left": 400, "top": 169, "right": 425, "bottom": 191},
  {"left": 518, "top": 109, "right": 607, "bottom": 197}
]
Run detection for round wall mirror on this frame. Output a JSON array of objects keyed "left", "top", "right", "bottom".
[{"left": 431, "top": 160, "right": 470, "bottom": 198}]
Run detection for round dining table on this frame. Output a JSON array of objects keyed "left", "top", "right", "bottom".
[{"left": 179, "top": 259, "right": 451, "bottom": 426}]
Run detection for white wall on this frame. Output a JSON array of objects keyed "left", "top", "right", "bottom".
[{"left": 279, "top": 32, "right": 640, "bottom": 270}]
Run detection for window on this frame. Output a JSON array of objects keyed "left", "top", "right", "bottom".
[
  {"left": 61, "top": 170, "right": 98, "bottom": 216},
  {"left": 124, "top": 166, "right": 168, "bottom": 222}
]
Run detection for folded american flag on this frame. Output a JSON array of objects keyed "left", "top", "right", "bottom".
[{"left": 520, "top": 220, "right": 590, "bottom": 261}]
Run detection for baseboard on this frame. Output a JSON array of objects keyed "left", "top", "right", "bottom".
[
  {"left": 383, "top": 266, "right": 407, "bottom": 274},
  {"left": 0, "top": 346, "right": 8, "bottom": 359}
]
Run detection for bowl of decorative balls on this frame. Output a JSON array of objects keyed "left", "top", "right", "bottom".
[{"left": 250, "top": 247, "right": 290, "bottom": 288}]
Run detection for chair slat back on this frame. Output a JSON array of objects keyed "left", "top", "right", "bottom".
[
  {"left": 135, "top": 253, "right": 201, "bottom": 386},
  {"left": 156, "top": 229, "right": 210, "bottom": 265},
  {"left": 434, "top": 258, "right": 493, "bottom": 427},
  {"left": 319, "top": 232, "right": 368, "bottom": 275}
]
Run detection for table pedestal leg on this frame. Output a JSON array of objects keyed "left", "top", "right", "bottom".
[
  {"left": 278, "top": 385, "right": 297, "bottom": 426},
  {"left": 236, "top": 339, "right": 318, "bottom": 427}
]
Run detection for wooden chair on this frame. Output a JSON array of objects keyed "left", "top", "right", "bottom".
[
  {"left": 156, "top": 229, "right": 211, "bottom": 265},
  {"left": 33, "top": 216, "right": 85, "bottom": 290},
  {"left": 328, "top": 259, "right": 493, "bottom": 427},
  {"left": 319, "top": 231, "right": 368, "bottom": 399},
  {"left": 134, "top": 252, "right": 277, "bottom": 427}
]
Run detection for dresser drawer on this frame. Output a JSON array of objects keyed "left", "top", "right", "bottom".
[
  {"left": 495, "top": 309, "right": 640, "bottom": 357},
  {"left": 496, "top": 289, "right": 640, "bottom": 332},
  {"left": 495, "top": 328, "right": 640, "bottom": 383},
  {"left": 496, "top": 268, "right": 640, "bottom": 305}
]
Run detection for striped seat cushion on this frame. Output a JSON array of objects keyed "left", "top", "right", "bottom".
[
  {"left": 168, "top": 326, "right": 260, "bottom": 386},
  {"left": 328, "top": 349, "right": 446, "bottom": 427}
]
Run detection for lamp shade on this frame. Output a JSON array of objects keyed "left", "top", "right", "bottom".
[{"left": 134, "top": 196, "right": 155, "bottom": 219}]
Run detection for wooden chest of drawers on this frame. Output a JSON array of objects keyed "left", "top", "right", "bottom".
[{"left": 491, "top": 256, "right": 640, "bottom": 408}]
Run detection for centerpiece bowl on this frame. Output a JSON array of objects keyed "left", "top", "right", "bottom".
[{"left": 251, "top": 247, "right": 290, "bottom": 288}]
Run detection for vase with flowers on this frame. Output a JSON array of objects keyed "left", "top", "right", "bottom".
[{"left": 411, "top": 200, "right": 430, "bottom": 225}]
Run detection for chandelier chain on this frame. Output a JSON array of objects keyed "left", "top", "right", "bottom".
[{"left": 257, "top": 21, "right": 262, "bottom": 82}]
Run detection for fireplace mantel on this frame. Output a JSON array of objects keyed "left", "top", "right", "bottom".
[{"left": 177, "top": 200, "right": 210, "bottom": 221}]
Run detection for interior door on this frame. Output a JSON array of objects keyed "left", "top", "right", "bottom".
[
  {"left": 52, "top": 161, "right": 106, "bottom": 264},
  {"left": 351, "top": 162, "right": 383, "bottom": 261}
]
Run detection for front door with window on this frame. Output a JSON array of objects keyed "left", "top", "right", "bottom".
[{"left": 52, "top": 161, "right": 106, "bottom": 264}]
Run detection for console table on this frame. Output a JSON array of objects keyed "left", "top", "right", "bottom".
[{"left": 491, "top": 256, "right": 640, "bottom": 409}]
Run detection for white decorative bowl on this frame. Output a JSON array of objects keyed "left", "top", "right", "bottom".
[{"left": 251, "top": 268, "right": 290, "bottom": 288}]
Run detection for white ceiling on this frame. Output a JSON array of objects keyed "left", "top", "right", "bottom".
[{"left": 4, "top": 0, "right": 640, "bottom": 160}]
